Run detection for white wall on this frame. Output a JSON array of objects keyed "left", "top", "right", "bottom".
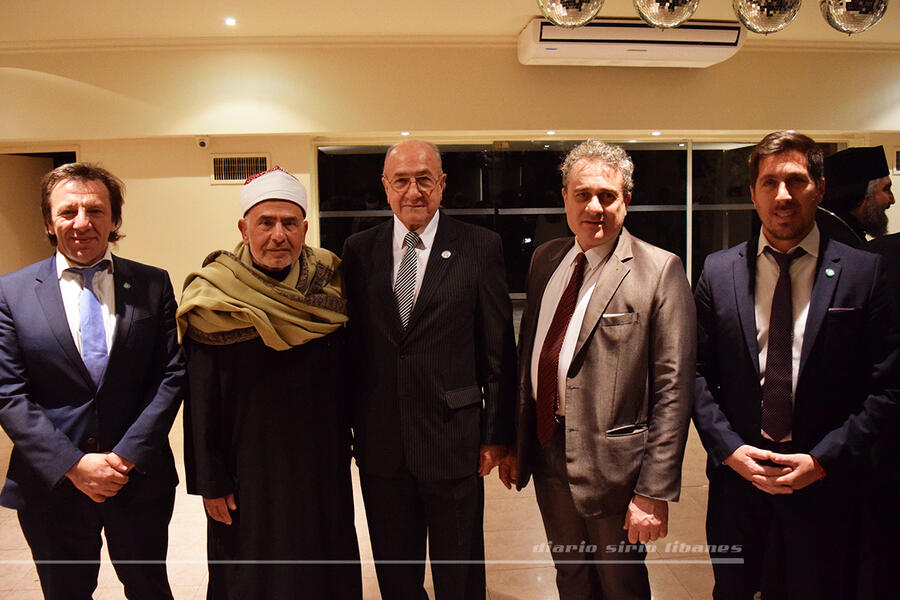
[
  {"left": 1, "top": 44, "right": 898, "bottom": 141},
  {"left": 0, "top": 155, "right": 53, "bottom": 274},
  {"left": 72, "top": 136, "right": 315, "bottom": 292}
]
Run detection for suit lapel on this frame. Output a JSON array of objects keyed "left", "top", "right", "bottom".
[
  {"left": 371, "top": 221, "right": 403, "bottom": 341},
  {"left": 734, "top": 243, "right": 761, "bottom": 375},
  {"left": 34, "top": 256, "right": 95, "bottom": 388},
  {"left": 798, "top": 239, "right": 841, "bottom": 379},
  {"left": 106, "top": 256, "right": 136, "bottom": 375},
  {"left": 573, "top": 231, "right": 631, "bottom": 359},
  {"left": 406, "top": 214, "right": 457, "bottom": 333}
]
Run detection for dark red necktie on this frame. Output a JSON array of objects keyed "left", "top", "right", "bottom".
[
  {"left": 761, "top": 247, "right": 804, "bottom": 442},
  {"left": 536, "top": 252, "right": 587, "bottom": 448}
]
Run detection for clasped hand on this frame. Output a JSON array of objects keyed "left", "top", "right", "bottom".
[
  {"left": 65, "top": 452, "right": 134, "bottom": 503},
  {"left": 723, "top": 444, "right": 823, "bottom": 495}
]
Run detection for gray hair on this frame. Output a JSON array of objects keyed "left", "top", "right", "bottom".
[
  {"left": 383, "top": 140, "right": 443, "bottom": 175},
  {"left": 865, "top": 177, "right": 882, "bottom": 200},
  {"left": 560, "top": 140, "right": 634, "bottom": 192}
]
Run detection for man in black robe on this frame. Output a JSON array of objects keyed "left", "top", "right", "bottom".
[
  {"left": 178, "top": 167, "right": 360, "bottom": 600},
  {"left": 816, "top": 145, "right": 894, "bottom": 246}
]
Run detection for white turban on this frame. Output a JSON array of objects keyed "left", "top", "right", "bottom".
[{"left": 240, "top": 167, "right": 307, "bottom": 216}]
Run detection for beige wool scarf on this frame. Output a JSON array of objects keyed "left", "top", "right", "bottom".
[{"left": 177, "top": 243, "right": 348, "bottom": 350}]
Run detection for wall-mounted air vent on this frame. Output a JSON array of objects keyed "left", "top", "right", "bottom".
[
  {"left": 211, "top": 154, "right": 270, "bottom": 184},
  {"left": 518, "top": 18, "right": 744, "bottom": 68}
]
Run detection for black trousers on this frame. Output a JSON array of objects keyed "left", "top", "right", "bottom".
[
  {"left": 359, "top": 468, "right": 485, "bottom": 600},
  {"left": 18, "top": 481, "right": 175, "bottom": 600},
  {"left": 705, "top": 467, "right": 860, "bottom": 600}
]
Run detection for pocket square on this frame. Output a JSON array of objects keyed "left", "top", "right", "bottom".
[{"left": 827, "top": 307, "right": 857, "bottom": 313}]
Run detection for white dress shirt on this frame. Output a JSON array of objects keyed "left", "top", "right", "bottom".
[
  {"left": 530, "top": 238, "right": 617, "bottom": 416},
  {"left": 56, "top": 249, "right": 117, "bottom": 356},
  {"left": 755, "top": 225, "right": 819, "bottom": 439},
  {"left": 391, "top": 211, "right": 440, "bottom": 310}
]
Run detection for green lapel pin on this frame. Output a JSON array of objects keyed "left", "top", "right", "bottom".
[
  {"left": 825, "top": 268, "right": 835, "bottom": 278},
  {"left": 123, "top": 282, "right": 132, "bottom": 289}
]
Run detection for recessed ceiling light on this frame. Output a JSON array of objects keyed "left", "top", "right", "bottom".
[
  {"left": 224, "top": 17, "right": 236, "bottom": 26},
  {"left": 627, "top": 139, "right": 637, "bottom": 143},
  {"left": 544, "top": 144, "right": 550, "bottom": 149},
  {"left": 678, "top": 143, "right": 685, "bottom": 147},
  {"left": 546, "top": 130, "right": 556, "bottom": 135},
  {"left": 400, "top": 131, "right": 410, "bottom": 136},
  {"left": 651, "top": 131, "right": 661, "bottom": 136}
]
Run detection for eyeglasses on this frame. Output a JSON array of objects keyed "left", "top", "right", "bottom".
[{"left": 387, "top": 175, "right": 441, "bottom": 194}]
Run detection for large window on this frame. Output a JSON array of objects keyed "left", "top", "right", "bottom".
[{"left": 317, "top": 140, "right": 837, "bottom": 292}]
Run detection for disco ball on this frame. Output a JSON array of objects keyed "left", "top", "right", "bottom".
[
  {"left": 537, "top": 0, "right": 605, "bottom": 28},
  {"left": 820, "top": 0, "right": 888, "bottom": 34},
  {"left": 733, "top": 0, "right": 802, "bottom": 34},
  {"left": 634, "top": 0, "right": 699, "bottom": 28}
]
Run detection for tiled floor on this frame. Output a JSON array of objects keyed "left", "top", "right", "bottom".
[{"left": 0, "top": 417, "right": 714, "bottom": 599}]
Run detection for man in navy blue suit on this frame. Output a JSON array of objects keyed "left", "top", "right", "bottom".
[
  {"left": 0, "top": 163, "right": 186, "bottom": 599},
  {"left": 692, "top": 131, "right": 899, "bottom": 600}
]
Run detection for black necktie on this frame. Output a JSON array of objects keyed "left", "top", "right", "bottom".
[{"left": 761, "top": 247, "right": 804, "bottom": 442}]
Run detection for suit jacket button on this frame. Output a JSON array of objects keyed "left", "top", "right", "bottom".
[{"left": 86, "top": 437, "right": 97, "bottom": 449}]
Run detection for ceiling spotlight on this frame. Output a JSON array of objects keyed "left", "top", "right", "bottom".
[
  {"left": 224, "top": 17, "right": 236, "bottom": 27},
  {"left": 400, "top": 131, "right": 411, "bottom": 136},
  {"left": 651, "top": 131, "right": 662, "bottom": 136},
  {"left": 546, "top": 130, "right": 556, "bottom": 135}
]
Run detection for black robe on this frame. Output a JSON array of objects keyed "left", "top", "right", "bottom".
[{"left": 183, "top": 332, "right": 361, "bottom": 600}]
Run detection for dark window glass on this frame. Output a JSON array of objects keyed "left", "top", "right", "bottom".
[
  {"left": 624, "top": 210, "right": 687, "bottom": 268},
  {"left": 693, "top": 146, "right": 754, "bottom": 206},
  {"left": 691, "top": 209, "right": 759, "bottom": 287},
  {"left": 630, "top": 150, "right": 687, "bottom": 206},
  {"left": 316, "top": 142, "right": 793, "bottom": 294}
]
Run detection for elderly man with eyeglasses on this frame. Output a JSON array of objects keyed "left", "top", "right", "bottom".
[{"left": 341, "top": 140, "right": 517, "bottom": 600}]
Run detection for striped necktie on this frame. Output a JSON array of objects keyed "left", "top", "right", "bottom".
[{"left": 395, "top": 231, "right": 421, "bottom": 330}]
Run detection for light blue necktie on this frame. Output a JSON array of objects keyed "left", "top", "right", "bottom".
[{"left": 69, "top": 260, "right": 110, "bottom": 385}]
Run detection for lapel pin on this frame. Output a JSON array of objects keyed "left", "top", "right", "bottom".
[
  {"left": 123, "top": 282, "right": 132, "bottom": 289},
  {"left": 441, "top": 250, "right": 451, "bottom": 259},
  {"left": 825, "top": 268, "right": 835, "bottom": 278}
]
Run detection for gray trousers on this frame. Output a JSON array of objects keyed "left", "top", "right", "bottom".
[{"left": 532, "top": 425, "right": 650, "bottom": 600}]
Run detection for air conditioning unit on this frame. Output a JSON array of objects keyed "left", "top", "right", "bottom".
[{"left": 518, "top": 18, "right": 744, "bottom": 68}]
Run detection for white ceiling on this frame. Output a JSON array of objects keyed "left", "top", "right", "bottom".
[{"left": 1, "top": 0, "right": 897, "bottom": 48}]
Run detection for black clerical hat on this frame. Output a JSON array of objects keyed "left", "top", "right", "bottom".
[{"left": 822, "top": 146, "right": 889, "bottom": 212}]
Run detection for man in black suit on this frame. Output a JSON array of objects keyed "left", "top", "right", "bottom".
[
  {"left": 342, "top": 140, "right": 516, "bottom": 600},
  {"left": 692, "top": 131, "right": 899, "bottom": 599},
  {"left": 0, "top": 163, "right": 186, "bottom": 599}
]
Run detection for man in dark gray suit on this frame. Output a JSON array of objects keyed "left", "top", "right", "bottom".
[
  {"left": 508, "top": 140, "right": 696, "bottom": 599},
  {"left": 341, "top": 140, "right": 517, "bottom": 600}
]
